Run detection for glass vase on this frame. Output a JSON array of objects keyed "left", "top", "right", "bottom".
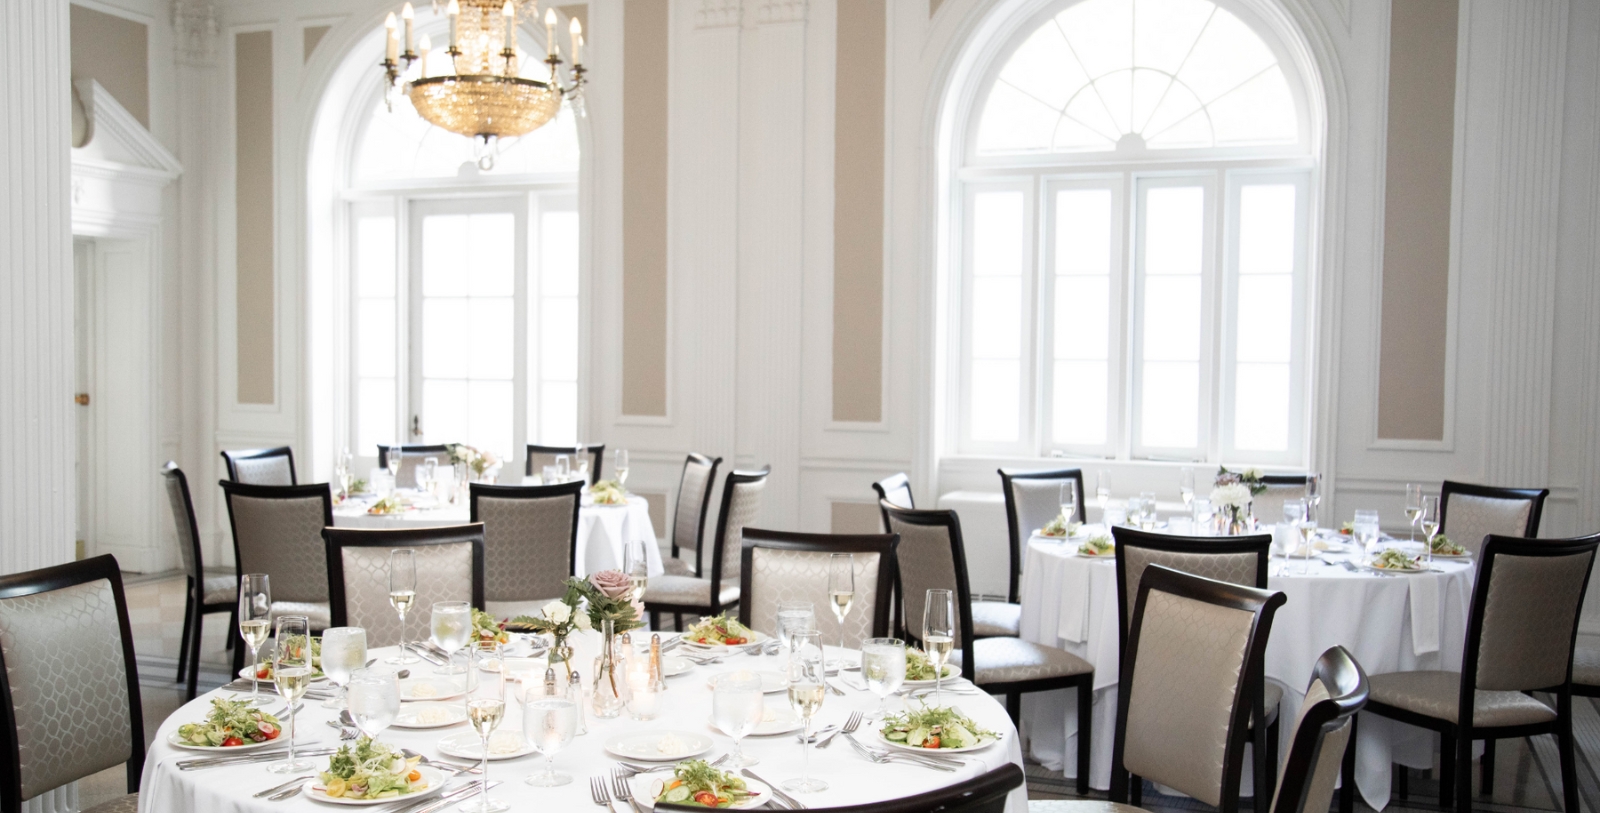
[
  {"left": 591, "top": 620, "right": 629, "bottom": 719},
  {"left": 548, "top": 635, "right": 573, "bottom": 684}
]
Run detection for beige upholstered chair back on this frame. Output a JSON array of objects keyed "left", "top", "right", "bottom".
[
  {"left": 1122, "top": 587, "right": 1260, "bottom": 807},
  {"left": 232, "top": 455, "right": 294, "bottom": 485},
  {"left": 674, "top": 457, "right": 718, "bottom": 556},
  {"left": 227, "top": 488, "right": 330, "bottom": 604},
  {"left": 163, "top": 464, "right": 201, "bottom": 578},
  {"left": 747, "top": 547, "right": 884, "bottom": 649},
  {"left": 1119, "top": 546, "right": 1262, "bottom": 634},
  {"left": 1251, "top": 482, "right": 1308, "bottom": 526},
  {"left": 886, "top": 513, "right": 961, "bottom": 646},
  {"left": 526, "top": 445, "right": 602, "bottom": 485},
  {"left": 1473, "top": 545, "right": 1594, "bottom": 691},
  {"left": 715, "top": 475, "right": 768, "bottom": 583},
  {"left": 1007, "top": 477, "right": 1079, "bottom": 538},
  {"left": 1268, "top": 681, "right": 1350, "bottom": 813},
  {"left": 335, "top": 542, "right": 478, "bottom": 647},
  {"left": 473, "top": 487, "right": 578, "bottom": 603},
  {"left": 0, "top": 578, "right": 134, "bottom": 800},
  {"left": 1443, "top": 494, "right": 1534, "bottom": 556}
]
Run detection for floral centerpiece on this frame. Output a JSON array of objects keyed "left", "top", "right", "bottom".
[
  {"left": 1210, "top": 483, "right": 1254, "bottom": 534},
  {"left": 509, "top": 570, "right": 643, "bottom": 689},
  {"left": 1215, "top": 466, "right": 1267, "bottom": 496},
  {"left": 446, "top": 443, "right": 502, "bottom": 483},
  {"left": 511, "top": 596, "right": 589, "bottom": 682}
]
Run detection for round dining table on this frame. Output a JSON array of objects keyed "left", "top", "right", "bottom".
[
  {"left": 138, "top": 636, "right": 1028, "bottom": 812},
  {"left": 1018, "top": 525, "right": 1474, "bottom": 811}
]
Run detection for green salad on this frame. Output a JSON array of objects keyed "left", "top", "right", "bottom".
[
  {"left": 177, "top": 697, "right": 282, "bottom": 747},
  {"left": 685, "top": 614, "right": 754, "bottom": 646},
  {"left": 880, "top": 703, "right": 998, "bottom": 750},
  {"left": 906, "top": 647, "right": 953, "bottom": 681},
  {"left": 1041, "top": 514, "right": 1082, "bottom": 538},
  {"left": 652, "top": 759, "right": 758, "bottom": 808},
  {"left": 1371, "top": 548, "right": 1420, "bottom": 570},
  {"left": 1078, "top": 534, "right": 1114, "bottom": 557},
  {"left": 1430, "top": 535, "right": 1466, "bottom": 556},
  {"left": 318, "top": 737, "right": 427, "bottom": 800}
]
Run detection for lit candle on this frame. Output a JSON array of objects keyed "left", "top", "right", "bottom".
[
  {"left": 384, "top": 12, "right": 398, "bottom": 62},
  {"left": 502, "top": 0, "right": 515, "bottom": 55},
  {"left": 401, "top": 2, "right": 415, "bottom": 55},
  {"left": 418, "top": 34, "right": 431, "bottom": 78},
  {"left": 447, "top": 0, "right": 459, "bottom": 51},
  {"left": 545, "top": 8, "right": 557, "bottom": 58},
  {"left": 569, "top": 17, "right": 582, "bottom": 64}
]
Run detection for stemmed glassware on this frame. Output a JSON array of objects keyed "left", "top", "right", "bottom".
[
  {"left": 523, "top": 692, "right": 578, "bottom": 786},
  {"left": 1353, "top": 510, "right": 1381, "bottom": 562},
  {"left": 828, "top": 554, "right": 855, "bottom": 667},
  {"left": 268, "top": 615, "right": 314, "bottom": 773},
  {"left": 923, "top": 589, "right": 956, "bottom": 707},
  {"left": 712, "top": 671, "right": 764, "bottom": 767},
  {"left": 574, "top": 446, "right": 590, "bottom": 483},
  {"left": 1305, "top": 473, "right": 1323, "bottom": 526},
  {"left": 335, "top": 448, "right": 353, "bottom": 499},
  {"left": 1139, "top": 492, "right": 1158, "bottom": 529},
  {"left": 776, "top": 601, "right": 815, "bottom": 654},
  {"left": 783, "top": 631, "right": 828, "bottom": 794},
  {"left": 386, "top": 550, "right": 418, "bottom": 664},
  {"left": 624, "top": 539, "right": 649, "bottom": 604},
  {"left": 319, "top": 627, "right": 367, "bottom": 709},
  {"left": 1283, "top": 499, "right": 1308, "bottom": 575},
  {"left": 555, "top": 455, "right": 571, "bottom": 483},
  {"left": 237, "top": 573, "right": 272, "bottom": 706},
  {"left": 1059, "top": 483, "right": 1077, "bottom": 526},
  {"left": 386, "top": 446, "right": 402, "bottom": 486},
  {"left": 1420, "top": 495, "right": 1441, "bottom": 567},
  {"left": 347, "top": 667, "right": 401, "bottom": 740},
  {"left": 614, "top": 449, "right": 629, "bottom": 488},
  {"left": 1095, "top": 471, "right": 1112, "bottom": 518},
  {"left": 861, "top": 637, "right": 906, "bottom": 720},
  {"left": 417, "top": 457, "right": 438, "bottom": 498},
  {"left": 1405, "top": 484, "right": 1424, "bottom": 542},
  {"left": 432, "top": 601, "right": 473, "bottom": 676},
  {"left": 1179, "top": 467, "right": 1196, "bottom": 511},
  {"left": 462, "top": 641, "right": 509, "bottom": 812}
]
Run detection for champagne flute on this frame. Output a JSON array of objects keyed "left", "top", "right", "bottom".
[
  {"left": 237, "top": 574, "right": 272, "bottom": 706},
  {"left": 828, "top": 553, "right": 855, "bottom": 667},
  {"left": 574, "top": 446, "right": 590, "bottom": 483},
  {"left": 1139, "top": 491, "right": 1158, "bottom": 529},
  {"left": 335, "top": 449, "right": 353, "bottom": 500},
  {"left": 776, "top": 601, "right": 815, "bottom": 654},
  {"left": 523, "top": 695, "right": 577, "bottom": 786},
  {"left": 624, "top": 539, "right": 649, "bottom": 603},
  {"left": 923, "top": 589, "right": 956, "bottom": 707},
  {"left": 386, "top": 446, "right": 402, "bottom": 484},
  {"left": 614, "top": 449, "right": 630, "bottom": 489},
  {"left": 1179, "top": 467, "right": 1196, "bottom": 510},
  {"left": 1404, "top": 483, "right": 1424, "bottom": 543},
  {"left": 1305, "top": 473, "right": 1323, "bottom": 526},
  {"left": 431, "top": 601, "right": 472, "bottom": 675},
  {"left": 1059, "top": 482, "right": 1078, "bottom": 527},
  {"left": 712, "top": 671, "right": 765, "bottom": 767},
  {"left": 783, "top": 631, "right": 828, "bottom": 794},
  {"left": 861, "top": 637, "right": 906, "bottom": 720},
  {"left": 555, "top": 455, "right": 570, "bottom": 483},
  {"left": 268, "top": 616, "right": 314, "bottom": 773},
  {"left": 1095, "top": 471, "right": 1112, "bottom": 518},
  {"left": 347, "top": 667, "right": 401, "bottom": 739},
  {"left": 386, "top": 549, "right": 418, "bottom": 664},
  {"left": 418, "top": 457, "right": 438, "bottom": 497},
  {"left": 1283, "top": 499, "right": 1308, "bottom": 575},
  {"left": 319, "top": 627, "right": 367, "bottom": 709},
  {"left": 1421, "top": 495, "right": 1441, "bottom": 567},
  {"left": 462, "top": 641, "right": 508, "bottom": 812}
]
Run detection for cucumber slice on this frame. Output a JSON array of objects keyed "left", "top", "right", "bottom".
[{"left": 663, "top": 786, "right": 691, "bottom": 803}]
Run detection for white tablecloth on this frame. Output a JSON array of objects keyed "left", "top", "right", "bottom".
[
  {"left": 138, "top": 638, "right": 1027, "bottom": 813},
  {"left": 333, "top": 494, "right": 664, "bottom": 580},
  {"left": 1018, "top": 529, "right": 1474, "bottom": 810}
]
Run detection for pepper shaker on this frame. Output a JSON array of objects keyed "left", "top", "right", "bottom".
[{"left": 568, "top": 669, "right": 588, "bottom": 735}]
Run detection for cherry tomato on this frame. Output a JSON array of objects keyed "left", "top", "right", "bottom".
[
  {"left": 256, "top": 667, "right": 270, "bottom": 679},
  {"left": 726, "top": 637, "right": 746, "bottom": 646},
  {"left": 693, "top": 791, "right": 719, "bottom": 807},
  {"left": 407, "top": 770, "right": 422, "bottom": 782},
  {"left": 222, "top": 737, "right": 244, "bottom": 747},
  {"left": 925, "top": 736, "right": 941, "bottom": 749},
  {"left": 263, "top": 726, "right": 280, "bottom": 740}
]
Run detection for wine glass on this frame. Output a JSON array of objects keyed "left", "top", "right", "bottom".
[
  {"left": 462, "top": 641, "right": 509, "bottom": 812},
  {"left": 828, "top": 554, "right": 855, "bottom": 667},
  {"left": 386, "top": 550, "right": 418, "bottom": 664},
  {"left": 1405, "top": 483, "right": 1424, "bottom": 542},
  {"left": 1095, "top": 471, "right": 1112, "bottom": 518},
  {"left": 386, "top": 446, "right": 402, "bottom": 483},
  {"left": 1354, "top": 510, "right": 1381, "bottom": 562},
  {"left": 418, "top": 457, "right": 438, "bottom": 497},
  {"left": 783, "top": 631, "right": 827, "bottom": 794},
  {"left": 1421, "top": 495, "right": 1441, "bottom": 567},
  {"left": 1283, "top": 499, "right": 1308, "bottom": 573},
  {"left": 268, "top": 615, "right": 314, "bottom": 773},
  {"left": 1192, "top": 498, "right": 1214, "bottom": 535},
  {"left": 523, "top": 694, "right": 578, "bottom": 786},
  {"left": 614, "top": 449, "right": 630, "bottom": 488},
  {"left": 431, "top": 601, "right": 472, "bottom": 675},
  {"left": 1305, "top": 473, "right": 1323, "bottom": 525},
  {"left": 237, "top": 574, "right": 272, "bottom": 706},
  {"left": 1179, "top": 467, "right": 1196, "bottom": 510},
  {"left": 335, "top": 449, "right": 353, "bottom": 500},
  {"left": 712, "top": 671, "right": 765, "bottom": 767},
  {"left": 624, "top": 539, "right": 649, "bottom": 603},
  {"left": 923, "top": 589, "right": 956, "bottom": 707},
  {"left": 319, "top": 627, "right": 367, "bottom": 709},
  {"left": 1059, "top": 482, "right": 1078, "bottom": 526},
  {"left": 861, "top": 637, "right": 906, "bottom": 720},
  {"left": 574, "top": 446, "right": 590, "bottom": 483},
  {"left": 554, "top": 455, "right": 571, "bottom": 483},
  {"left": 347, "top": 667, "right": 401, "bottom": 739},
  {"left": 1139, "top": 492, "right": 1158, "bottom": 529},
  {"left": 776, "top": 601, "right": 815, "bottom": 654}
]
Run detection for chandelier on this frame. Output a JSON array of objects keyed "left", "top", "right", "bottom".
[{"left": 379, "top": 0, "right": 586, "bottom": 169}]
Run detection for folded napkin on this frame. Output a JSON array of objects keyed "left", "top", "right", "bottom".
[
  {"left": 1409, "top": 571, "right": 1442, "bottom": 656},
  {"left": 1056, "top": 556, "right": 1093, "bottom": 644}
]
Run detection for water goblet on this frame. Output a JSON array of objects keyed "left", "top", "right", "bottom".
[
  {"left": 712, "top": 671, "right": 765, "bottom": 767},
  {"left": 319, "top": 627, "right": 367, "bottom": 709},
  {"left": 347, "top": 667, "right": 401, "bottom": 740},
  {"left": 523, "top": 695, "right": 578, "bottom": 786},
  {"left": 861, "top": 637, "right": 906, "bottom": 720},
  {"left": 431, "top": 601, "right": 472, "bottom": 675}
]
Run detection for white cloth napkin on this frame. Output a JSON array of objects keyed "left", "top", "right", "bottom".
[
  {"left": 1056, "top": 555, "right": 1092, "bottom": 644},
  {"left": 1408, "top": 571, "right": 1442, "bottom": 656}
]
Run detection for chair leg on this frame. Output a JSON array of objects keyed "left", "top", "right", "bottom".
[
  {"left": 1454, "top": 733, "right": 1471, "bottom": 813},
  {"left": 1252, "top": 698, "right": 1270, "bottom": 811},
  {"left": 1005, "top": 691, "right": 1021, "bottom": 727},
  {"left": 226, "top": 607, "right": 238, "bottom": 651},
  {"left": 1480, "top": 738, "right": 1495, "bottom": 796},
  {"left": 176, "top": 592, "right": 195, "bottom": 683},
  {"left": 1111, "top": 764, "right": 1130, "bottom": 804},
  {"left": 674, "top": 613, "right": 684, "bottom": 632},
  {"left": 1439, "top": 732, "right": 1456, "bottom": 811},
  {"left": 1131, "top": 773, "right": 1143, "bottom": 807},
  {"left": 185, "top": 610, "right": 204, "bottom": 701},
  {"left": 649, "top": 611, "right": 660, "bottom": 631},
  {"left": 1560, "top": 693, "right": 1580, "bottom": 813},
  {"left": 1339, "top": 713, "right": 1358, "bottom": 813},
  {"left": 1267, "top": 715, "right": 1280, "bottom": 798},
  {"left": 1076, "top": 679, "right": 1092, "bottom": 795},
  {"left": 1396, "top": 765, "right": 1408, "bottom": 800}
]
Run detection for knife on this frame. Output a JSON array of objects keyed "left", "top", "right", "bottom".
[
  {"left": 176, "top": 747, "right": 337, "bottom": 770},
  {"left": 407, "top": 781, "right": 500, "bottom": 813},
  {"left": 742, "top": 768, "right": 806, "bottom": 809},
  {"left": 406, "top": 643, "right": 450, "bottom": 666}
]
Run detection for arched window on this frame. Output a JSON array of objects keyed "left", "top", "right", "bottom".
[{"left": 951, "top": 0, "right": 1315, "bottom": 465}]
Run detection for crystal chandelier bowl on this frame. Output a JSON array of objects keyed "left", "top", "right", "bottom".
[{"left": 408, "top": 75, "right": 562, "bottom": 139}]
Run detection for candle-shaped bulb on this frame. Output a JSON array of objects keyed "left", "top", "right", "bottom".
[
  {"left": 545, "top": 8, "right": 558, "bottom": 57},
  {"left": 384, "top": 12, "right": 398, "bottom": 63},
  {"left": 570, "top": 17, "right": 582, "bottom": 64},
  {"left": 446, "top": 0, "right": 460, "bottom": 50},
  {"left": 502, "top": 0, "right": 515, "bottom": 56},
  {"left": 401, "top": 2, "right": 415, "bottom": 54},
  {"left": 417, "top": 34, "right": 431, "bottom": 78}
]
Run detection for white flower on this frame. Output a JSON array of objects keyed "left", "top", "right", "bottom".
[
  {"left": 542, "top": 600, "right": 571, "bottom": 625},
  {"left": 1210, "top": 483, "right": 1253, "bottom": 508},
  {"left": 1245, "top": 468, "right": 1264, "bottom": 480},
  {"left": 573, "top": 611, "right": 592, "bottom": 631}
]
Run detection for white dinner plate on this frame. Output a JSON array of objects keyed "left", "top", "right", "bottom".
[
  {"left": 302, "top": 765, "right": 445, "bottom": 806},
  {"left": 391, "top": 702, "right": 468, "bottom": 729},
  {"left": 603, "top": 730, "right": 715, "bottom": 762},
  {"left": 877, "top": 728, "right": 998, "bottom": 754},
  {"left": 436, "top": 729, "right": 536, "bottom": 761},
  {"left": 709, "top": 706, "right": 802, "bottom": 737},
  {"left": 902, "top": 664, "right": 961, "bottom": 688},
  {"left": 629, "top": 769, "right": 771, "bottom": 811},
  {"left": 165, "top": 731, "right": 284, "bottom": 752},
  {"left": 398, "top": 677, "right": 466, "bottom": 702},
  {"left": 681, "top": 629, "right": 768, "bottom": 650},
  {"left": 1430, "top": 552, "right": 1472, "bottom": 561},
  {"left": 705, "top": 670, "right": 787, "bottom": 694},
  {"left": 237, "top": 666, "right": 327, "bottom": 682},
  {"left": 1359, "top": 562, "right": 1428, "bottom": 574},
  {"left": 661, "top": 656, "right": 694, "bottom": 678}
]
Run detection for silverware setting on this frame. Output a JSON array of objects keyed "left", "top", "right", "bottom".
[
  {"left": 796, "top": 724, "right": 838, "bottom": 745},
  {"left": 743, "top": 767, "right": 807, "bottom": 809},
  {"left": 842, "top": 733, "right": 958, "bottom": 772},
  {"left": 816, "top": 711, "right": 862, "bottom": 749},
  {"left": 400, "top": 748, "right": 483, "bottom": 775},
  {"left": 176, "top": 746, "right": 338, "bottom": 770},
  {"left": 253, "top": 775, "right": 312, "bottom": 798},
  {"left": 387, "top": 780, "right": 500, "bottom": 813},
  {"left": 405, "top": 642, "right": 450, "bottom": 666}
]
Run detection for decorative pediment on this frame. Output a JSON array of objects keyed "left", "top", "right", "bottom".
[
  {"left": 72, "top": 79, "right": 182, "bottom": 181},
  {"left": 71, "top": 80, "right": 181, "bottom": 235}
]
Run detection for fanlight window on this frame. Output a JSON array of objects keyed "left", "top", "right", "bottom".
[
  {"left": 976, "top": 0, "right": 1299, "bottom": 154},
  {"left": 355, "top": 92, "right": 579, "bottom": 181}
]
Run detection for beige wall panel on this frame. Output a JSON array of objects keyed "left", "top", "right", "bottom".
[
  {"left": 930, "top": 0, "right": 948, "bottom": 16},
  {"left": 1377, "top": 0, "right": 1457, "bottom": 440},
  {"left": 304, "top": 25, "right": 331, "bottom": 62},
  {"left": 638, "top": 491, "right": 667, "bottom": 541},
  {"left": 831, "top": 501, "right": 882, "bottom": 535},
  {"left": 70, "top": 5, "right": 148, "bottom": 127},
  {"left": 832, "top": 0, "right": 886, "bottom": 423},
  {"left": 622, "top": 0, "right": 669, "bottom": 417},
  {"left": 236, "top": 30, "right": 276, "bottom": 405}
]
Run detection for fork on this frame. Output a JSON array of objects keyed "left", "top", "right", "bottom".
[
  {"left": 590, "top": 775, "right": 615, "bottom": 810},
  {"left": 843, "top": 734, "right": 956, "bottom": 771},
  {"left": 816, "top": 711, "right": 861, "bottom": 749},
  {"left": 612, "top": 771, "right": 635, "bottom": 808}
]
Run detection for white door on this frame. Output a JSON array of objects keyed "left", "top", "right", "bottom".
[{"left": 73, "top": 240, "right": 93, "bottom": 560}]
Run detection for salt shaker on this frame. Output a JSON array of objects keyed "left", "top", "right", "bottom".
[
  {"left": 542, "top": 666, "right": 557, "bottom": 698},
  {"left": 568, "top": 669, "right": 588, "bottom": 735}
]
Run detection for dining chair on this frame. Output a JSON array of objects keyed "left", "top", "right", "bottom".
[
  {"left": 469, "top": 481, "right": 582, "bottom": 618},
  {"left": 645, "top": 466, "right": 769, "bottom": 630},
  {"left": 1342, "top": 532, "right": 1599, "bottom": 813},
  {"left": 162, "top": 462, "right": 237, "bottom": 700},
  {"left": 1250, "top": 474, "right": 1311, "bottom": 526},
  {"left": 655, "top": 762, "right": 1024, "bottom": 813},
  {"left": 220, "top": 446, "right": 297, "bottom": 485},
  {"left": 1571, "top": 638, "right": 1600, "bottom": 700},
  {"left": 882, "top": 500, "right": 1096, "bottom": 793},
  {"left": 322, "top": 524, "right": 487, "bottom": 647},
  {"left": 664, "top": 453, "right": 722, "bottom": 578},
  {"left": 1438, "top": 480, "right": 1550, "bottom": 556},
  {"left": 375, "top": 444, "right": 453, "bottom": 489},
  {"left": 218, "top": 479, "right": 334, "bottom": 675},
  {"left": 871, "top": 471, "right": 916, "bottom": 533},
  {"left": 991, "top": 467, "right": 1086, "bottom": 639},
  {"left": 526, "top": 443, "right": 605, "bottom": 485},
  {"left": 737, "top": 528, "right": 898, "bottom": 649},
  {"left": 0, "top": 555, "right": 145, "bottom": 813}
]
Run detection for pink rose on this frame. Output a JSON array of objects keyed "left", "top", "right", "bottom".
[{"left": 590, "top": 569, "right": 635, "bottom": 601}]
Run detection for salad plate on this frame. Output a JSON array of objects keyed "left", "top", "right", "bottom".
[
  {"left": 1431, "top": 553, "right": 1473, "bottom": 561},
  {"left": 603, "top": 730, "right": 715, "bottom": 762},
  {"left": 391, "top": 702, "right": 468, "bottom": 729},
  {"left": 397, "top": 677, "right": 466, "bottom": 702},
  {"left": 238, "top": 664, "right": 326, "bottom": 682},
  {"left": 303, "top": 765, "right": 444, "bottom": 806},
  {"left": 166, "top": 730, "right": 283, "bottom": 752},
  {"left": 631, "top": 763, "right": 770, "bottom": 811},
  {"left": 878, "top": 728, "right": 997, "bottom": 754},
  {"left": 170, "top": 697, "right": 285, "bottom": 750},
  {"left": 902, "top": 648, "right": 959, "bottom": 687},
  {"left": 705, "top": 670, "right": 787, "bottom": 694},
  {"left": 878, "top": 705, "right": 1000, "bottom": 754},
  {"left": 436, "top": 729, "right": 535, "bottom": 761},
  {"left": 1073, "top": 536, "right": 1115, "bottom": 558},
  {"left": 680, "top": 615, "right": 766, "bottom": 649}
]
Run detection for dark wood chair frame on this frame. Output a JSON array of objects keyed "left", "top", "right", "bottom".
[
  {"left": 526, "top": 443, "right": 606, "bottom": 485},
  {"left": 1110, "top": 565, "right": 1286, "bottom": 813},
  {"left": 998, "top": 467, "right": 1085, "bottom": 604},
  {"left": 221, "top": 445, "right": 298, "bottom": 483},
  {"left": 1111, "top": 526, "right": 1279, "bottom": 805},
  {"left": 1438, "top": 480, "right": 1549, "bottom": 543},
  {"left": 468, "top": 480, "right": 584, "bottom": 587},
  {"left": 1273, "top": 646, "right": 1369, "bottom": 813},
  {"left": 0, "top": 555, "right": 145, "bottom": 813},
  {"left": 656, "top": 762, "right": 1024, "bottom": 813},
  {"left": 882, "top": 500, "right": 1095, "bottom": 793},
  {"left": 218, "top": 479, "right": 335, "bottom": 675},
  {"left": 322, "top": 524, "right": 489, "bottom": 628},
  {"left": 646, "top": 467, "right": 770, "bottom": 630},
  {"left": 1340, "top": 532, "right": 1599, "bottom": 813},
  {"left": 871, "top": 471, "right": 915, "bottom": 531},
  {"left": 669, "top": 453, "right": 723, "bottom": 578},
  {"left": 736, "top": 528, "right": 899, "bottom": 642},
  {"left": 164, "top": 462, "right": 237, "bottom": 700}
]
